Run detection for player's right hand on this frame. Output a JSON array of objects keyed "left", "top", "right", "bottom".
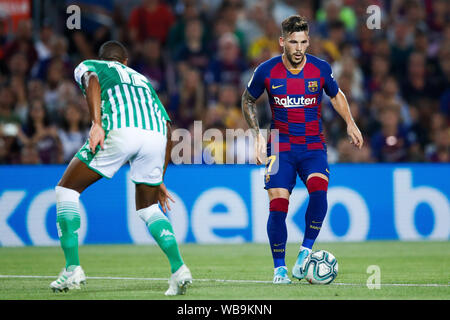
[
  {"left": 254, "top": 132, "right": 267, "bottom": 165},
  {"left": 158, "top": 183, "right": 175, "bottom": 213},
  {"left": 88, "top": 122, "right": 105, "bottom": 153}
]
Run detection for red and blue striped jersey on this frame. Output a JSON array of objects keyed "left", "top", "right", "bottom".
[{"left": 247, "top": 54, "right": 339, "bottom": 152}]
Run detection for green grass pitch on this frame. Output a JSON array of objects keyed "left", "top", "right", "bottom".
[{"left": 0, "top": 241, "right": 449, "bottom": 300}]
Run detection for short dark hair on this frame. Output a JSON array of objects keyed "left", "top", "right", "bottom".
[
  {"left": 281, "top": 15, "right": 309, "bottom": 36},
  {"left": 98, "top": 40, "right": 128, "bottom": 62}
]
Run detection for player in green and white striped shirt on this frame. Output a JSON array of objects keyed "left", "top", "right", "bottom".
[
  {"left": 73, "top": 58, "right": 169, "bottom": 133},
  {"left": 50, "top": 41, "right": 192, "bottom": 296}
]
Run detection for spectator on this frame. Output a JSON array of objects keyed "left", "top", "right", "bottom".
[
  {"left": 436, "top": 42, "right": 450, "bottom": 115},
  {"left": 426, "top": 0, "right": 448, "bottom": 33},
  {"left": 366, "top": 54, "right": 390, "bottom": 97},
  {"left": 236, "top": 1, "right": 267, "bottom": 50},
  {"left": 207, "top": 84, "right": 242, "bottom": 130},
  {"left": 337, "top": 136, "right": 374, "bottom": 163},
  {"left": 131, "top": 37, "right": 170, "bottom": 102},
  {"left": 20, "top": 144, "right": 40, "bottom": 164},
  {"left": 407, "top": 105, "right": 430, "bottom": 153},
  {"left": 34, "top": 22, "right": 54, "bottom": 62},
  {"left": 58, "top": 102, "right": 88, "bottom": 163},
  {"left": 170, "top": 66, "right": 205, "bottom": 129},
  {"left": 204, "top": 32, "right": 248, "bottom": 101},
  {"left": 0, "top": 14, "right": 8, "bottom": 62},
  {"left": 44, "top": 59, "right": 67, "bottom": 117},
  {"left": 332, "top": 55, "right": 364, "bottom": 103},
  {"left": 6, "top": 52, "right": 29, "bottom": 80},
  {"left": 0, "top": 122, "right": 22, "bottom": 164},
  {"left": 33, "top": 35, "right": 73, "bottom": 82},
  {"left": 247, "top": 17, "right": 280, "bottom": 64},
  {"left": 321, "top": 20, "right": 348, "bottom": 62},
  {"left": 167, "top": 1, "right": 207, "bottom": 55},
  {"left": 425, "top": 127, "right": 449, "bottom": 163},
  {"left": 0, "top": 86, "right": 21, "bottom": 126},
  {"left": 272, "top": 0, "right": 297, "bottom": 27},
  {"left": 173, "top": 18, "right": 210, "bottom": 74},
  {"left": 24, "top": 79, "right": 46, "bottom": 122},
  {"left": 380, "top": 76, "right": 411, "bottom": 126},
  {"left": 400, "top": 51, "right": 433, "bottom": 104},
  {"left": 3, "top": 19, "right": 37, "bottom": 75},
  {"left": 128, "top": 0, "right": 175, "bottom": 44},
  {"left": 217, "top": 0, "right": 247, "bottom": 53},
  {"left": 370, "top": 104, "right": 412, "bottom": 163},
  {"left": 17, "top": 100, "right": 62, "bottom": 164},
  {"left": 316, "top": 0, "right": 357, "bottom": 36},
  {"left": 9, "top": 76, "right": 28, "bottom": 125},
  {"left": 389, "top": 19, "right": 414, "bottom": 78}
]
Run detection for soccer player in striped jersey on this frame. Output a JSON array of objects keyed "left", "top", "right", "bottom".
[
  {"left": 50, "top": 41, "right": 192, "bottom": 295},
  {"left": 242, "top": 16, "right": 363, "bottom": 284}
]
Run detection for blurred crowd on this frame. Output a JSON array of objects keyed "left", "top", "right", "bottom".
[{"left": 0, "top": 0, "right": 448, "bottom": 165}]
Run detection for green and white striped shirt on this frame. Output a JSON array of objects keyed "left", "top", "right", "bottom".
[{"left": 74, "top": 59, "right": 170, "bottom": 134}]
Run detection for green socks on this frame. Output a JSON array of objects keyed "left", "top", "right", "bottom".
[
  {"left": 55, "top": 188, "right": 184, "bottom": 274},
  {"left": 55, "top": 187, "right": 81, "bottom": 269},
  {"left": 138, "top": 204, "right": 184, "bottom": 273}
]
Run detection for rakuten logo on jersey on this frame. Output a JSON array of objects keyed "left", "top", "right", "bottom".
[{"left": 274, "top": 96, "right": 316, "bottom": 107}]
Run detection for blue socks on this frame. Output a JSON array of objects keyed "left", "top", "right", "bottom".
[
  {"left": 267, "top": 198, "right": 289, "bottom": 268},
  {"left": 302, "top": 177, "right": 328, "bottom": 249},
  {"left": 267, "top": 177, "right": 328, "bottom": 268}
]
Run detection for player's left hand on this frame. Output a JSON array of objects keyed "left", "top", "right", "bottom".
[
  {"left": 347, "top": 122, "right": 363, "bottom": 149},
  {"left": 158, "top": 183, "right": 175, "bottom": 213}
]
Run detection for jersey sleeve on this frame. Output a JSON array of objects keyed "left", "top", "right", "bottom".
[
  {"left": 322, "top": 61, "right": 339, "bottom": 98},
  {"left": 74, "top": 60, "right": 98, "bottom": 92},
  {"left": 246, "top": 65, "right": 266, "bottom": 99}
]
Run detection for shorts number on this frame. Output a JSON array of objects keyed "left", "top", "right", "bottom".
[{"left": 265, "top": 155, "right": 277, "bottom": 175}]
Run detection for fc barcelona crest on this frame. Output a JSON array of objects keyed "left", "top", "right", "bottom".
[{"left": 308, "top": 80, "right": 318, "bottom": 92}]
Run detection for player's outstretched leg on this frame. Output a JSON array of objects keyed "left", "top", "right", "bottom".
[
  {"left": 50, "top": 186, "right": 86, "bottom": 292},
  {"left": 292, "top": 175, "right": 328, "bottom": 280},
  {"left": 135, "top": 180, "right": 192, "bottom": 295},
  {"left": 267, "top": 197, "right": 291, "bottom": 284},
  {"left": 137, "top": 203, "right": 192, "bottom": 295},
  {"left": 50, "top": 158, "right": 102, "bottom": 292}
]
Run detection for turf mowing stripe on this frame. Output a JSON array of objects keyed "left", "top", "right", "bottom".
[{"left": 0, "top": 274, "right": 449, "bottom": 287}]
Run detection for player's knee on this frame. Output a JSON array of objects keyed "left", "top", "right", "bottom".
[
  {"left": 137, "top": 203, "right": 168, "bottom": 225},
  {"left": 306, "top": 176, "right": 328, "bottom": 194},
  {"left": 55, "top": 186, "right": 80, "bottom": 203},
  {"left": 269, "top": 198, "right": 289, "bottom": 213}
]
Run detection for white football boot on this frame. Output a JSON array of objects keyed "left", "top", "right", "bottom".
[
  {"left": 165, "top": 264, "right": 192, "bottom": 296},
  {"left": 272, "top": 266, "right": 292, "bottom": 284},
  {"left": 50, "top": 266, "right": 86, "bottom": 292}
]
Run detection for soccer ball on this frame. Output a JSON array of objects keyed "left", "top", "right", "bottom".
[{"left": 304, "top": 250, "right": 338, "bottom": 285}]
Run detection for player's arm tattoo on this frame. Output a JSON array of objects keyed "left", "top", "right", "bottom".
[{"left": 241, "top": 88, "right": 260, "bottom": 135}]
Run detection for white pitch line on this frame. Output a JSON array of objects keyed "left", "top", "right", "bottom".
[{"left": 0, "top": 275, "right": 449, "bottom": 287}]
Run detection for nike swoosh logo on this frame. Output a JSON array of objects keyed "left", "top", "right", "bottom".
[
  {"left": 271, "top": 84, "right": 284, "bottom": 89},
  {"left": 326, "top": 168, "right": 330, "bottom": 174},
  {"left": 273, "top": 243, "right": 285, "bottom": 247}
]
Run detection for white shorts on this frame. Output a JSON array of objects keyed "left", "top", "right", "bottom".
[{"left": 76, "top": 127, "right": 166, "bottom": 185}]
